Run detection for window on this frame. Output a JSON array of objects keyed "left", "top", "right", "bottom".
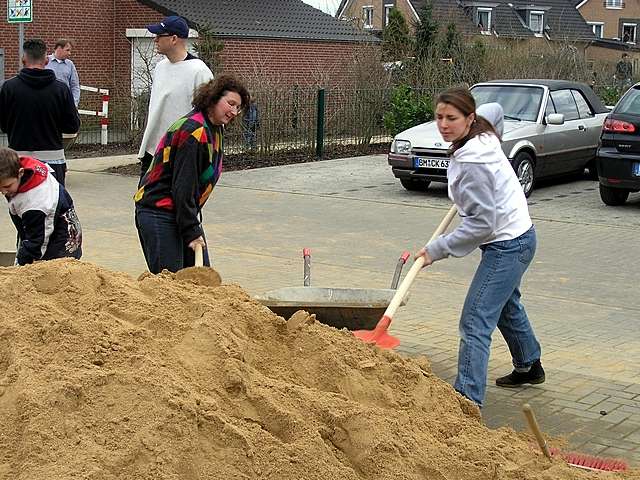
[
  {"left": 362, "top": 6, "right": 374, "bottom": 28},
  {"left": 588, "top": 22, "right": 604, "bottom": 38},
  {"left": 545, "top": 97, "right": 556, "bottom": 118},
  {"left": 477, "top": 8, "right": 492, "bottom": 34},
  {"left": 623, "top": 23, "right": 636, "bottom": 43},
  {"left": 529, "top": 11, "right": 544, "bottom": 34},
  {"left": 615, "top": 87, "right": 640, "bottom": 114},
  {"left": 384, "top": 4, "right": 394, "bottom": 26},
  {"left": 605, "top": 0, "right": 623, "bottom": 8},
  {"left": 571, "top": 90, "right": 594, "bottom": 118},
  {"left": 550, "top": 90, "right": 580, "bottom": 121},
  {"left": 471, "top": 85, "right": 544, "bottom": 122}
]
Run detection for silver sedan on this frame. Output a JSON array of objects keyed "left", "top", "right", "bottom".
[{"left": 388, "top": 80, "right": 609, "bottom": 197}]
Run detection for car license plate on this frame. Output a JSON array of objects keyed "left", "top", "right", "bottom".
[
  {"left": 634, "top": 162, "right": 640, "bottom": 176},
  {"left": 414, "top": 157, "right": 449, "bottom": 169}
]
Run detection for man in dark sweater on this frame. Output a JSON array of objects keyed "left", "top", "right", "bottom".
[{"left": 0, "top": 39, "right": 80, "bottom": 186}]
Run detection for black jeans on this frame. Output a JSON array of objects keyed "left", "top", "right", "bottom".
[
  {"left": 49, "top": 163, "right": 67, "bottom": 186},
  {"left": 135, "top": 206, "right": 210, "bottom": 274}
]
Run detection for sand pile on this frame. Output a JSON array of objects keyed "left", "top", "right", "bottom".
[{"left": 0, "top": 260, "right": 636, "bottom": 480}]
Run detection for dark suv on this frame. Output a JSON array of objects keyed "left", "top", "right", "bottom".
[{"left": 596, "top": 83, "right": 640, "bottom": 205}]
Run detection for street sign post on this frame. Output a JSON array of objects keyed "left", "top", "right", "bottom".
[{"left": 7, "top": 0, "right": 33, "bottom": 70}]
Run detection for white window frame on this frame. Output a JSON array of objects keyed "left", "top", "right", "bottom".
[
  {"left": 384, "top": 3, "right": 394, "bottom": 26},
  {"left": 605, "top": 0, "right": 623, "bottom": 9},
  {"left": 477, "top": 7, "right": 492, "bottom": 34},
  {"left": 587, "top": 21, "right": 604, "bottom": 38},
  {"left": 362, "top": 5, "right": 374, "bottom": 29},
  {"left": 529, "top": 11, "right": 544, "bottom": 35},
  {"left": 623, "top": 23, "right": 637, "bottom": 43}
]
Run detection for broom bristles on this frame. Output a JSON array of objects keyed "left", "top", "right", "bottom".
[{"left": 549, "top": 447, "right": 628, "bottom": 472}]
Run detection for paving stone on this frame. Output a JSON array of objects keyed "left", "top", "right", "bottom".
[
  {"left": 596, "top": 410, "right": 633, "bottom": 425},
  {"left": 559, "top": 407, "right": 603, "bottom": 420},
  {"left": 577, "top": 392, "right": 610, "bottom": 405}
]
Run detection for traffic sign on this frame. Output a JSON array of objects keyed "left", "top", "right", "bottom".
[{"left": 8, "top": 0, "right": 32, "bottom": 23}]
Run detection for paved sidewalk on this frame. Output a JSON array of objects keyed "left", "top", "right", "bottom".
[{"left": 1, "top": 153, "right": 640, "bottom": 466}]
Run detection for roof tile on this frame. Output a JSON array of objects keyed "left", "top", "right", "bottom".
[{"left": 139, "top": 0, "right": 378, "bottom": 42}]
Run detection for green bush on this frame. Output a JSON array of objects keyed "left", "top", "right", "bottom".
[
  {"left": 383, "top": 85, "right": 434, "bottom": 136},
  {"left": 598, "top": 85, "right": 621, "bottom": 107}
]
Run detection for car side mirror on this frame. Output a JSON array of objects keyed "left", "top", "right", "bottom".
[{"left": 546, "top": 113, "right": 565, "bottom": 125}]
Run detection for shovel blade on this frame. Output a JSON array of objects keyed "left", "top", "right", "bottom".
[{"left": 352, "top": 315, "right": 400, "bottom": 349}]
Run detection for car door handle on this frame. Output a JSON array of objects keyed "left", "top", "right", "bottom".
[{"left": 578, "top": 125, "right": 586, "bottom": 131}]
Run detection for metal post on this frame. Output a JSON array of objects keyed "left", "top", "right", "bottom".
[
  {"left": 18, "top": 23, "right": 24, "bottom": 70},
  {"left": 315, "top": 88, "right": 325, "bottom": 158}
]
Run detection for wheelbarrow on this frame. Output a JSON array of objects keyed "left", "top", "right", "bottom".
[
  {"left": 0, "top": 250, "right": 16, "bottom": 267},
  {"left": 255, "top": 249, "right": 411, "bottom": 330}
]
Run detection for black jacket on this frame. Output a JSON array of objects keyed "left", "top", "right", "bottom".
[{"left": 0, "top": 68, "right": 80, "bottom": 151}]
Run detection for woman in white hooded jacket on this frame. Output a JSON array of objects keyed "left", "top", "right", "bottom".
[{"left": 416, "top": 88, "right": 544, "bottom": 407}]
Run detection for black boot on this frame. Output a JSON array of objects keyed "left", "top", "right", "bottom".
[{"left": 495, "top": 360, "right": 545, "bottom": 388}]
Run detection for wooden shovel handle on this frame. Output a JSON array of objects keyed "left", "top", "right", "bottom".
[
  {"left": 194, "top": 243, "right": 204, "bottom": 267},
  {"left": 522, "top": 403, "right": 553, "bottom": 460},
  {"left": 382, "top": 205, "right": 458, "bottom": 320}
]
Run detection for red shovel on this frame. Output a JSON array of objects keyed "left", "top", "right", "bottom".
[{"left": 353, "top": 205, "right": 459, "bottom": 349}]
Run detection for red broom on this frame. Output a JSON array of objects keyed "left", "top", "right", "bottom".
[{"left": 522, "top": 403, "right": 628, "bottom": 472}]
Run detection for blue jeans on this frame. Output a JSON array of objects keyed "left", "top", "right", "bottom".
[
  {"left": 454, "top": 226, "right": 541, "bottom": 406},
  {"left": 135, "top": 206, "right": 210, "bottom": 274}
]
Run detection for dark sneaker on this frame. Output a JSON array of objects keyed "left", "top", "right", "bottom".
[{"left": 495, "top": 360, "right": 545, "bottom": 388}]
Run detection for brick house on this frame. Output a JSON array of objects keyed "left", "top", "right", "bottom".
[
  {"left": 337, "top": 0, "right": 594, "bottom": 42},
  {"left": 576, "top": 0, "right": 640, "bottom": 42},
  {"left": 0, "top": 0, "right": 377, "bottom": 92},
  {"left": 575, "top": 0, "right": 640, "bottom": 66}
]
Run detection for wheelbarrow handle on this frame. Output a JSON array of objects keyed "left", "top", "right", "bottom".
[
  {"left": 390, "top": 251, "right": 411, "bottom": 289},
  {"left": 383, "top": 205, "right": 458, "bottom": 321},
  {"left": 303, "top": 248, "right": 311, "bottom": 287}
]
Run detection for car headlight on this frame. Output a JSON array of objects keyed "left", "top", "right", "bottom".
[{"left": 392, "top": 139, "right": 412, "bottom": 154}]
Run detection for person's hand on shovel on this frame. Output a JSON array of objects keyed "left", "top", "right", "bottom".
[
  {"left": 188, "top": 236, "right": 206, "bottom": 251},
  {"left": 175, "top": 236, "right": 222, "bottom": 287},
  {"left": 414, "top": 247, "right": 434, "bottom": 268}
]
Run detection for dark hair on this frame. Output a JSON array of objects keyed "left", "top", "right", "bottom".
[
  {"left": 435, "top": 86, "right": 498, "bottom": 153},
  {"left": 23, "top": 39, "right": 47, "bottom": 63},
  {"left": 54, "top": 39, "right": 72, "bottom": 49},
  {"left": 192, "top": 75, "right": 250, "bottom": 113},
  {"left": 0, "top": 148, "right": 21, "bottom": 180}
]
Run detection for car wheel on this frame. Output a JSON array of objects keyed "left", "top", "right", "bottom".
[
  {"left": 585, "top": 159, "right": 598, "bottom": 180},
  {"left": 400, "top": 178, "right": 431, "bottom": 191},
  {"left": 512, "top": 152, "right": 535, "bottom": 198},
  {"left": 599, "top": 184, "right": 629, "bottom": 206}
]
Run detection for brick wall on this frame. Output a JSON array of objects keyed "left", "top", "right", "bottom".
[
  {"left": 220, "top": 38, "right": 370, "bottom": 87},
  {"left": 0, "top": 0, "right": 161, "bottom": 89},
  {"left": 0, "top": 0, "right": 115, "bottom": 85}
]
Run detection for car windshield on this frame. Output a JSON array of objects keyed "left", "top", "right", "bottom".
[
  {"left": 471, "top": 85, "right": 544, "bottom": 122},
  {"left": 615, "top": 87, "right": 640, "bottom": 115}
]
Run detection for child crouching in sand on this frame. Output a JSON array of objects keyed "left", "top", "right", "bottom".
[{"left": 0, "top": 147, "right": 82, "bottom": 265}]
